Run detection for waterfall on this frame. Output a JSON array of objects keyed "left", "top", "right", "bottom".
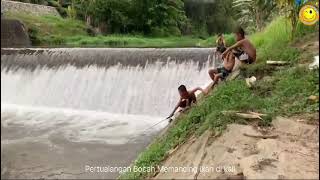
[{"left": 1, "top": 48, "right": 219, "bottom": 179}]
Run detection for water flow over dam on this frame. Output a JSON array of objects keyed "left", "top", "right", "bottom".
[{"left": 1, "top": 48, "right": 218, "bottom": 179}]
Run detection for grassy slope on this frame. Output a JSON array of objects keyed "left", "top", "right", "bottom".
[
  {"left": 119, "top": 18, "right": 319, "bottom": 179},
  {"left": 6, "top": 12, "right": 88, "bottom": 46},
  {"left": 6, "top": 12, "right": 236, "bottom": 48}
]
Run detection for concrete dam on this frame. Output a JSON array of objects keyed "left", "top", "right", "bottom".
[
  {"left": 1, "top": 48, "right": 219, "bottom": 179},
  {"left": 1, "top": 19, "right": 31, "bottom": 48}
]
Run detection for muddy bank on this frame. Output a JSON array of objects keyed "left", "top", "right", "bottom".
[{"left": 154, "top": 117, "right": 319, "bottom": 179}]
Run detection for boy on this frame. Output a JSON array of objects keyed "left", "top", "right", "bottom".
[
  {"left": 208, "top": 27, "right": 256, "bottom": 88},
  {"left": 208, "top": 46, "right": 235, "bottom": 89},
  {"left": 222, "top": 27, "right": 256, "bottom": 64},
  {"left": 216, "top": 33, "right": 227, "bottom": 53},
  {"left": 215, "top": 33, "right": 227, "bottom": 60},
  {"left": 167, "top": 85, "right": 206, "bottom": 119}
]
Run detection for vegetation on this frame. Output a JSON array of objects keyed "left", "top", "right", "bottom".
[
  {"left": 6, "top": 12, "right": 87, "bottom": 46},
  {"left": 13, "top": 0, "right": 317, "bottom": 47},
  {"left": 11, "top": 0, "right": 266, "bottom": 37},
  {"left": 232, "top": 0, "right": 277, "bottom": 32},
  {"left": 7, "top": 12, "right": 239, "bottom": 47},
  {"left": 119, "top": 17, "right": 319, "bottom": 179},
  {"left": 7, "top": 1, "right": 319, "bottom": 179}
]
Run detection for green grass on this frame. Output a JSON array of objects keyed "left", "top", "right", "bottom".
[
  {"left": 250, "top": 18, "right": 299, "bottom": 63},
  {"left": 64, "top": 35, "right": 211, "bottom": 48},
  {"left": 6, "top": 12, "right": 88, "bottom": 46},
  {"left": 6, "top": 12, "right": 224, "bottom": 48},
  {"left": 119, "top": 17, "right": 319, "bottom": 179}
]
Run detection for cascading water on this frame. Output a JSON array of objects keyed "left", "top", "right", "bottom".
[{"left": 1, "top": 48, "right": 219, "bottom": 179}]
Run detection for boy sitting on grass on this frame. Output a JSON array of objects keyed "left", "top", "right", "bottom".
[
  {"left": 208, "top": 45, "right": 235, "bottom": 89},
  {"left": 222, "top": 27, "right": 256, "bottom": 65},
  {"left": 167, "top": 85, "right": 206, "bottom": 120},
  {"left": 208, "top": 27, "right": 256, "bottom": 89}
]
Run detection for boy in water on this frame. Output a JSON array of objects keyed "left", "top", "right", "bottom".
[{"left": 167, "top": 85, "right": 206, "bottom": 120}]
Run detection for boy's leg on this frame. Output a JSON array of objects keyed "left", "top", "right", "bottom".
[
  {"left": 208, "top": 68, "right": 218, "bottom": 81},
  {"left": 212, "top": 73, "right": 222, "bottom": 88}
]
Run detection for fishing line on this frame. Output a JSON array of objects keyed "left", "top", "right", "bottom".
[{"left": 127, "top": 117, "right": 171, "bottom": 143}]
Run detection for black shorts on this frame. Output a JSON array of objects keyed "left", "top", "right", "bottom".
[
  {"left": 233, "top": 49, "right": 254, "bottom": 64},
  {"left": 217, "top": 67, "right": 232, "bottom": 79}
]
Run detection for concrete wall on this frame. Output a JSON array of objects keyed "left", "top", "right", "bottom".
[
  {"left": 1, "top": 19, "right": 31, "bottom": 47},
  {"left": 1, "top": 0, "right": 60, "bottom": 16}
]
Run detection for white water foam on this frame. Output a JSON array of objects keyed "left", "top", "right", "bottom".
[
  {"left": 1, "top": 61, "right": 213, "bottom": 116},
  {"left": 1, "top": 103, "right": 166, "bottom": 144}
]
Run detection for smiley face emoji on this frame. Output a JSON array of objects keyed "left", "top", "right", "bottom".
[{"left": 299, "top": 5, "right": 319, "bottom": 25}]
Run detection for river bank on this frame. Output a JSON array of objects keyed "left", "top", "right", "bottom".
[{"left": 119, "top": 18, "right": 319, "bottom": 179}]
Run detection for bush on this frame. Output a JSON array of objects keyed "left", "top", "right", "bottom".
[
  {"left": 47, "top": 0, "right": 59, "bottom": 7},
  {"left": 167, "top": 26, "right": 182, "bottom": 36},
  {"left": 150, "top": 27, "right": 167, "bottom": 37},
  {"left": 27, "top": 26, "right": 41, "bottom": 45}
]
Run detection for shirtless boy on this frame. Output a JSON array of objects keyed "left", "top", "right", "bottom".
[
  {"left": 208, "top": 44, "right": 235, "bottom": 88},
  {"left": 167, "top": 85, "right": 206, "bottom": 119},
  {"left": 208, "top": 27, "right": 256, "bottom": 88},
  {"left": 222, "top": 27, "right": 256, "bottom": 64}
]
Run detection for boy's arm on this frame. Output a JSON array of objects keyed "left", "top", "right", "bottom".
[
  {"left": 221, "top": 40, "right": 245, "bottom": 57},
  {"left": 167, "top": 99, "right": 181, "bottom": 119}
]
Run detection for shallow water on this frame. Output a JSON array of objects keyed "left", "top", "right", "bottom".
[{"left": 1, "top": 48, "right": 218, "bottom": 179}]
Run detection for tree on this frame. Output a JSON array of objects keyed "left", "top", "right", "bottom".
[
  {"left": 275, "top": 0, "right": 300, "bottom": 38},
  {"left": 67, "top": 0, "right": 77, "bottom": 19},
  {"left": 232, "top": 0, "right": 277, "bottom": 31},
  {"left": 74, "top": 0, "right": 96, "bottom": 26},
  {"left": 184, "top": 0, "right": 237, "bottom": 36},
  {"left": 131, "top": 0, "right": 187, "bottom": 35}
]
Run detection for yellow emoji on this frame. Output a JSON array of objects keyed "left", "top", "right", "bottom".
[{"left": 299, "top": 5, "right": 319, "bottom": 26}]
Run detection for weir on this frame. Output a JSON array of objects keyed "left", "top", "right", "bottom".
[{"left": 1, "top": 48, "right": 219, "bottom": 179}]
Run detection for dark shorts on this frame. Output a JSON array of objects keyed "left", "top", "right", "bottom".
[
  {"left": 233, "top": 49, "right": 254, "bottom": 64},
  {"left": 217, "top": 67, "right": 232, "bottom": 79},
  {"left": 241, "top": 57, "right": 254, "bottom": 64}
]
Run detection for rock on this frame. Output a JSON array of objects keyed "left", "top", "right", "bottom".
[
  {"left": 245, "top": 76, "right": 256, "bottom": 88},
  {"left": 308, "top": 95, "right": 319, "bottom": 103},
  {"left": 309, "top": 55, "right": 319, "bottom": 70}
]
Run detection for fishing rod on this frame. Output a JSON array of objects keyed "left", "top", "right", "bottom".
[
  {"left": 126, "top": 117, "right": 172, "bottom": 143},
  {"left": 142, "top": 117, "right": 172, "bottom": 132}
]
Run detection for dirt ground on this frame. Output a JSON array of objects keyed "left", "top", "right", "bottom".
[{"left": 153, "top": 116, "right": 319, "bottom": 179}]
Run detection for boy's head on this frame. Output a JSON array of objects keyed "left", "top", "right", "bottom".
[
  {"left": 218, "top": 33, "right": 223, "bottom": 38},
  {"left": 178, "top": 85, "right": 188, "bottom": 98},
  {"left": 234, "top": 26, "right": 245, "bottom": 41}
]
